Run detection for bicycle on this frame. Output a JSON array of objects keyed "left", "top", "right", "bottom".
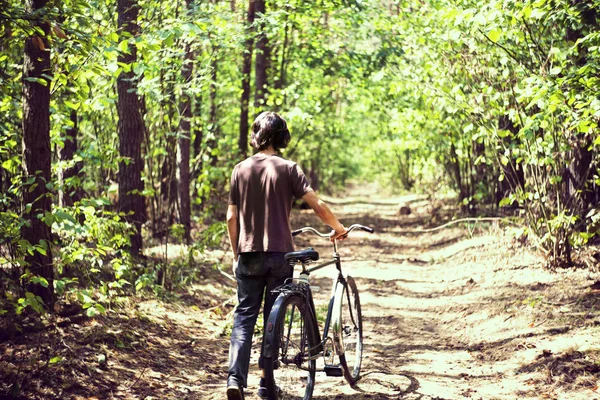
[{"left": 262, "top": 224, "right": 374, "bottom": 399}]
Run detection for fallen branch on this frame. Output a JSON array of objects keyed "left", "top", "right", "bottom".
[
  {"left": 398, "top": 217, "right": 521, "bottom": 234},
  {"left": 201, "top": 295, "right": 236, "bottom": 314}
]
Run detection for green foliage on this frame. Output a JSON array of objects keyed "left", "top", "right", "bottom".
[
  {"left": 360, "top": 0, "right": 600, "bottom": 265},
  {"left": 1, "top": 0, "right": 599, "bottom": 326}
]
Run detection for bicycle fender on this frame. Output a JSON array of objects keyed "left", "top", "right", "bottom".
[
  {"left": 263, "top": 291, "right": 321, "bottom": 361},
  {"left": 331, "top": 279, "right": 346, "bottom": 356}
]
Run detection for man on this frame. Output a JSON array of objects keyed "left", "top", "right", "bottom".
[{"left": 226, "top": 111, "right": 346, "bottom": 399}]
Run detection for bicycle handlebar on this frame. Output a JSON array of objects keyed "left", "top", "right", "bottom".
[{"left": 292, "top": 224, "right": 374, "bottom": 238}]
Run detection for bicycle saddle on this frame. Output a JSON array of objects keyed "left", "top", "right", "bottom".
[{"left": 284, "top": 247, "right": 319, "bottom": 264}]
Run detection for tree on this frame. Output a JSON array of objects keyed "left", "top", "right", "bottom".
[
  {"left": 117, "top": 0, "right": 146, "bottom": 255},
  {"left": 177, "top": 0, "right": 194, "bottom": 243},
  {"left": 58, "top": 109, "right": 83, "bottom": 207},
  {"left": 208, "top": 44, "right": 219, "bottom": 167},
  {"left": 254, "top": 0, "right": 269, "bottom": 111},
  {"left": 238, "top": 0, "right": 255, "bottom": 156},
  {"left": 21, "top": 0, "right": 54, "bottom": 307}
]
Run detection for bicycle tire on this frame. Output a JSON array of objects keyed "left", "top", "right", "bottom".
[
  {"left": 264, "top": 293, "right": 317, "bottom": 399},
  {"left": 333, "top": 276, "right": 363, "bottom": 386}
]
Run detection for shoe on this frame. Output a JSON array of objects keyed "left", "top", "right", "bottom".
[
  {"left": 226, "top": 384, "right": 244, "bottom": 400},
  {"left": 257, "top": 379, "right": 280, "bottom": 399},
  {"left": 257, "top": 385, "right": 267, "bottom": 399}
]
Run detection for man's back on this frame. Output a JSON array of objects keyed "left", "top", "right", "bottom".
[{"left": 229, "top": 153, "right": 312, "bottom": 254}]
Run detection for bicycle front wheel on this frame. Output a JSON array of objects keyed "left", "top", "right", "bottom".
[
  {"left": 264, "top": 294, "right": 317, "bottom": 399},
  {"left": 333, "top": 276, "right": 363, "bottom": 385}
]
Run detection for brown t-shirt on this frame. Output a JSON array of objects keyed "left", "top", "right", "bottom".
[{"left": 228, "top": 153, "right": 313, "bottom": 253}]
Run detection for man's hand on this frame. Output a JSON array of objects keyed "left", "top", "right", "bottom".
[
  {"left": 330, "top": 226, "right": 348, "bottom": 242},
  {"left": 232, "top": 258, "right": 238, "bottom": 277}
]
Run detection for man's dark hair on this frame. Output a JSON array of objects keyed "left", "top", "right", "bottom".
[{"left": 250, "top": 112, "right": 291, "bottom": 151}]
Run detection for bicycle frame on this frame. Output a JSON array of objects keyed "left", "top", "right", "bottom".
[
  {"left": 267, "top": 224, "right": 373, "bottom": 368},
  {"left": 283, "top": 240, "right": 350, "bottom": 364}
]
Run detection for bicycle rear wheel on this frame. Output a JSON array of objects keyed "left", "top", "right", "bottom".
[
  {"left": 264, "top": 294, "right": 317, "bottom": 399},
  {"left": 334, "top": 276, "right": 363, "bottom": 385}
]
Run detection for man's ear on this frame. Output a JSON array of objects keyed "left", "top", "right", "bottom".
[{"left": 250, "top": 130, "right": 259, "bottom": 148}]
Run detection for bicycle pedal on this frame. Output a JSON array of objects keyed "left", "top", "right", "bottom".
[{"left": 324, "top": 365, "right": 343, "bottom": 377}]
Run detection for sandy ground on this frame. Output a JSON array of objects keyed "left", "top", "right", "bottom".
[{"left": 2, "top": 191, "right": 600, "bottom": 399}]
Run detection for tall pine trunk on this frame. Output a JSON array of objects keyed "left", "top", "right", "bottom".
[
  {"left": 117, "top": 0, "right": 146, "bottom": 255},
  {"left": 239, "top": 0, "right": 255, "bottom": 156},
  {"left": 22, "top": 0, "right": 54, "bottom": 307},
  {"left": 192, "top": 90, "right": 203, "bottom": 180},
  {"left": 274, "top": 14, "right": 290, "bottom": 92},
  {"left": 254, "top": 0, "right": 269, "bottom": 111},
  {"left": 209, "top": 46, "right": 219, "bottom": 167},
  {"left": 59, "top": 110, "right": 83, "bottom": 207},
  {"left": 177, "top": 0, "right": 194, "bottom": 243}
]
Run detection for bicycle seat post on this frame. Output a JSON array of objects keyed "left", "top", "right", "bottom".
[{"left": 298, "top": 264, "right": 310, "bottom": 286}]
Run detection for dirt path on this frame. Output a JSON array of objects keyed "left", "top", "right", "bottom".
[
  {"left": 2, "top": 191, "right": 600, "bottom": 399},
  {"left": 204, "top": 193, "right": 600, "bottom": 399}
]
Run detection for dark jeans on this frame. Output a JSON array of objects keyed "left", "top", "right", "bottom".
[{"left": 227, "top": 252, "right": 292, "bottom": 388}]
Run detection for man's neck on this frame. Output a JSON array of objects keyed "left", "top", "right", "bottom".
[{"left": 259, "top": 147, "right": 277, "bottom": 156}]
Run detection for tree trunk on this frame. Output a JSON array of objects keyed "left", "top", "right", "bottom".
[
  {"left": 239, "top": 0, "right": 255, "bottom": 156},
  {"left": 59, "top": 109, "right": 83, "bottom": 207},
  {"left": 472, "top": 139, "right": 487, "bottom": 204},
  {"left": 117, "top": 0, "right": 146, "bottom": 256},
  {"left": 22, "top": 0, "right": 54, "bottom": 307},
  {"left": 209, "top": 46, "right": 219, "bottom": 167},
  {"left": 448, "top": 142, "right": 467, "bottom": 205},
  {"left": 495, "top": 115, "right": 524, "bottom": 204},
  {"left": 192, "top": 90, "right": 203, "bottom": 178},
  {"left": 254, "top": 0, "right": 270, "bottom": 111},
  {"left": 564, "top": 7, "right": 598, "bottom": 214},
  {"left": 177, "top": 2, "right": 193, "bottom": 242},
  {"left": 274, "top": 15, "right": 290, "bottom": 92}
]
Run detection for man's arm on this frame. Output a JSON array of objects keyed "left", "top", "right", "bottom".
[
  {"left": 226, "top": 204, "right": 239, "bottom": 259},
  {"left": 301, "top": 191, "right": 347, "bottom": 240}
]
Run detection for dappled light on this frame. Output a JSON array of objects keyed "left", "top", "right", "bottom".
[{"left": 2, "top": 0, "right": 600, "bottom": 398}]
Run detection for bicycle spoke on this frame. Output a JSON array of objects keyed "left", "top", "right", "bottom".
[{"left": 266, "top": 295, "right": 316, "bottom": 399}]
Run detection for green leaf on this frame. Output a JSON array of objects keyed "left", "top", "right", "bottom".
[
  {"left": 64, "top": 100, "right": 80, "bottom": 110},
  {"left": 488, "top": 28, "right": 501, "bottom": 43},
  {"left": 549, "top": 66, "right": 562, "bottom": 75},
  {"left": 578, "top": 120, "right": 592, "bottom": 133},
  {"left": 32, "top": 276, "right": 49, "bottom": 288},
  {"left": 49, "top": 356, "right": 63, "bottom": 365},
  {"left": 54, "top": 211, "right": 77, "bottom": 225},
  {"left": 118, "top": 40, "right": 129, "bottom": 53},
  {"left": 86, "top": 307, "right": 98, "bottom": 317}
]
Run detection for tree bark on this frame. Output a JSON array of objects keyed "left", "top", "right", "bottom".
[
  {"left": 208, "top": 46, "right": 219, "bottom": 167},
  {"left": 564, "top": 6, "right": 598, "bottom": 213},
  {"left": 239, "top": 0, "right": 255, "bottom": 156},
  {"left": 59, "top": 109, "right": 83, "bottom": 207},
  {"left": 495, "top": 115, "right": 524, "bottom": 204},
  {"left": 117, "top": 0, "right": 146, "bottom": 256},
  {"left": 22, "top": 0, "right": 54, "bottom": 307},
  {"left": 192, "top": 90, "right": 203, "bottom": 179},
  {"left": 177, "top": 1, "right": 193, "bottom": 242},
  {"left": 274, "top": 15, "right": 290, "bottom": 92},
  {"left": 448, "top": 142, "right": 467, "bottom": 205},
  {"left": 254, "top": 0, "right": 270, "bottom": 111}
]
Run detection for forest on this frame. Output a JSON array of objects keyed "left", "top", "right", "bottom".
[{"left": 1, "top": 0, "right": 600, "bottom": 399}]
